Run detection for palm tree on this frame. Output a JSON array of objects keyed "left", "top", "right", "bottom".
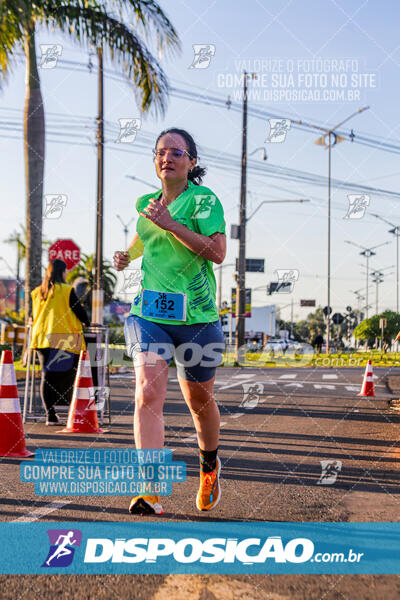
[
  {"left": 4, "top": 224, "right": 52, "bottom": 260},
  {"left": 0, "top": 0, "right": 180, "bottom": 322},
  {"left": 67, "top": 252, "right": 117, "bottom": 312}
]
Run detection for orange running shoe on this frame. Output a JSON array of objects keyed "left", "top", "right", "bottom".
[
  {"left": 196, "top": 456, "right": 221, "bottom": 511},
  {"left": 129, "top": 495, "right": 163, "bottom": 515}
]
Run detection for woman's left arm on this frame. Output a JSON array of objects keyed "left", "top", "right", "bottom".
[{"left": 169, "top": 223, "right": 226, "bottom": 264}]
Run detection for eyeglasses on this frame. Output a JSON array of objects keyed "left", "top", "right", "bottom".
[{"left": 152, "top": 147, "right": 192, "bottom": 160}]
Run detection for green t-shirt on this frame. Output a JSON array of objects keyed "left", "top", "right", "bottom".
[{"left": 129, "top": 180, "right": 226, "bottom": 325}]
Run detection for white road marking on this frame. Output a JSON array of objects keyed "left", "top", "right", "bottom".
[
  {"left": 314, "top": 384, "right": 336, "bottom": 390},
  {"left": 279, "top": 373, "right": 297, "bottom": 379},
  {"left": 13, "top": 501, "right": 71, "bottom": 522},
  {"left": 322, "top": 374, "right": 338, "bottom": 379},
  {"left": 345, "top": 385, "right": 360, "bottom": 392},
  {"left": 230, "top": 413, "right": 244, "bottom": 419},
  {"left": 220, "top": 422, "right": 227, "bottom": 427},
  {"left": 284, "top": 383, "right": 304, "bottom": 388},
  {"left": 218, "top": 379, "right": 255, "bottom": 390},
  {"left": 231, "top": 374, "right": 256, "bottom": 379}
]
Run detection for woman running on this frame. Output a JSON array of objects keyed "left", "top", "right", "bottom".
[{"left": 114, "top": 128, "right": 226, "bottom": 515}]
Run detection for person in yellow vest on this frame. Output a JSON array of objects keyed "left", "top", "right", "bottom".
[{"left": 30, "top": 259, "right": 90, "bottom": 425}]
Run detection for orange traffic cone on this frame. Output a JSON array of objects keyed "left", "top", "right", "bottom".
[
  {"left": 0, "top": 350, "right": 34, "bottom": 457},
  {"left": 61, "top": 350, "right": 106, "bottom": 433},
  {"left": 358, "top": 360, "right": 376, "bottom": 397}
]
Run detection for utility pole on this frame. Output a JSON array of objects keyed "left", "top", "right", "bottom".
[
  {"left": 93, "top": 46, "right": 104, "bottom": 324},
  {"left": 235, "top": 72, "right": 249, "bottom": 362},
  {"left": 15, "top": 234, "right": 22, "bottom": 313}
]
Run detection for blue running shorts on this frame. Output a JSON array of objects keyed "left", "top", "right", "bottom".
[{"left": 124, "top": 315, "right": 225, "bottom": 382}]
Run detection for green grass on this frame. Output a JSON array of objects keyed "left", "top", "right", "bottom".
[{"left": 221, "top": 350, "right": 400, "bottom": 368}]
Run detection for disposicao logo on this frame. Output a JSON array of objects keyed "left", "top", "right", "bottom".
[
  {"left": 83, "top": 536, "right": 314, "bottom": 564},
  {"left": 42, "top": 529, "right": 82, "bottom": 568}
]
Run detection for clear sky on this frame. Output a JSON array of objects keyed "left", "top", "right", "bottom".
[{"left": 1, "top": 0, "right": 400, "bottom": 322}]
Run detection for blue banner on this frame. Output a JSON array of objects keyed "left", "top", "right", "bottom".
[{"left": 0, "top": 522, "right": 399, "bottom": 574}]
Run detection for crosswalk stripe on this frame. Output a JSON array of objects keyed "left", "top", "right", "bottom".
[
  {"left": 314, "top": 384, "right": 336, "bottom": 390},
  {"left": 284, "top": 383, "right": 303, "bottom": 388},
  {"left": 13, "top": 501, "right": 71, "bottom": 522}
]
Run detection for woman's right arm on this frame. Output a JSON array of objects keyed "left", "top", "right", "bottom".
[{"left": 113, "top": 233, "right": 144, "bottom": 271}]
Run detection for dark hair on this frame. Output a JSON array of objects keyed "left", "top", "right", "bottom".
[
  {"left": 40, "top": 259, "right": 66, "bottom": 300},
  {"left": 155, "top": 128, "right": 207, "bottom": 185}
]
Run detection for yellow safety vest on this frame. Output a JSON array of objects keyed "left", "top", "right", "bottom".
[{"left": 30, "top": 283, "right": 85, "bottom": 354}]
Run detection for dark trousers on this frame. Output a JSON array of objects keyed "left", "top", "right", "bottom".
[{"left": 36, "top": 348, "right": 79, "bottom": 419}]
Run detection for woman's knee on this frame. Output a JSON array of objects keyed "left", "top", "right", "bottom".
[
  {"left": 187, "top": 392, "right": 216, "bottom": 415},
  {"left": 135, "top": 372, "right": 166, "bottom": 410}
]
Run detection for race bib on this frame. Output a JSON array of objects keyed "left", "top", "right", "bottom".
[{"left": 140, "top": 289, "right": 187, "bottom": 321}]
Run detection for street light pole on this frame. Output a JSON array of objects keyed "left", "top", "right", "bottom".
[
  {"left": 350, "top": 289, "right": 365, "bottom": 333},
  {"left": 215, "top": 264, "right": 236, "bottom": 352},
  {"left": 368, "top": 265, "right": 394, "bottom": 315},
  {"left": 116, "top": 215, "right": 135, "bottom": 250},
  {"left": 327, "top": 132, "right": 333, "bottom": 353},
  {"left": 345, "top": 240, "right": 391, "bottom": 319},
  {"left": 246, "top": 198, "right": 309, "bottom": 222},
  {"left": 396, "top": 231, "right": 399, "bottom": 312},
  {"left": 214, "top": 263, "right": 235, "bottom": 312},
  {"left": 290, "top": 296, "right": 294, "bottom": 338},
  {"left": 364, "top": 249, "right": 373, "bottom": 319},
  {"left": 126, "top": 175, "right": 159, "bottom": 189},
  {"left": 371, "top": 213, "right": 400, "bottom": 313},
  {"left": 396, "top": 230, "right": 399, "bottom": 312},
  {"left": 314, "top": 106, "right": 369, "bottom": 353}
]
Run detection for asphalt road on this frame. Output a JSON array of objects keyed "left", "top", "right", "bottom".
[{"left": 1, "top": 366, "right": 400, "bottom": 599}]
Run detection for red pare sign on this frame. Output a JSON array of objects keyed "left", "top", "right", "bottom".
[{"left": 48, "top": 239, "right": 81, "bottom": 271}]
